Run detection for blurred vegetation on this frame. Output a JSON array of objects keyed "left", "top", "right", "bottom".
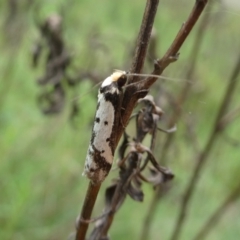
[{"left": 0, "top": 0, "right": 240, "bottom": 239}]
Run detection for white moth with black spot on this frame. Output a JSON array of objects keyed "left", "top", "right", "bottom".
[{"left": 83, "top": 71, "right": 127, "bottom": 184}]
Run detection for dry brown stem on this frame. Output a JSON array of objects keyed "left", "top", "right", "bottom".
[
  {"left": 75, "top": 182, "right": 101, "bottom": 240},
  {"left": 140, "top": 0, "right": 209, "bottom": 89},
  {"left": 116, "top": 0, "right": 160, "bottom": 143}
]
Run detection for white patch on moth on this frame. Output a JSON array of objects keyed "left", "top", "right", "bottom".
[{"left": 101, "top": 76, "right": 113, "bottom": 88}]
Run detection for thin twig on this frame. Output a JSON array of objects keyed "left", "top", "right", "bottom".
[
  {"left": 75, "top": 182, "right": 101, "bottom": 240},
  {"left": 192, "top": 180, "right": 240, "bottom": 240},
  {"left": 140, "top": 0, "right": 209, "bottom": 89},
  {"left": 170, "top": 53, "right": 240, "bottom": 240},
  {"left": 89, "top": 152, "right": 139, "bottom": 240},
  {"left": 116, "top": 0, "right": 160, "bottom": 143}
]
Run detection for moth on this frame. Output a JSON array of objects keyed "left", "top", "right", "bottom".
[
  {"left": 83, "top": 71, "right": 127, "bottom": 184},
  {"left": 82, "top": 70, "right": 187, "bottom": 184}
]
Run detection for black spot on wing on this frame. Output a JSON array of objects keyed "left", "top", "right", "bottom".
[
  {"left": 96, "top": 117, "right": 100, "bottom": 123},
  {"left": 104, "top": 121, "right": 108, "bottom": 125}
]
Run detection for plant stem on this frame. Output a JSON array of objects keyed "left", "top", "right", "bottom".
[
  {"left": 118, "top": 0, "right": 160, "bottom": 143},
  {"left": 140, "top": 0, "right": 208, "bottom": 89},
  {"left": 75, "top": 182, "right": 101, "bottom": 240},
  {"left": 130, "top": 0, "right": 160, "bottom": 80}
]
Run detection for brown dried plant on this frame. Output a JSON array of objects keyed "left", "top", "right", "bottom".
[{"left": 33, "top": 14, "right": 72, "bottom": 114}]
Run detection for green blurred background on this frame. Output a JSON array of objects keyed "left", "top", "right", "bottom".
[{"left": 1, "top": 0, "right": 240, "bottom": 239}]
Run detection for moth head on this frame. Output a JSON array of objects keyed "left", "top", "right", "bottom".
[
  {"left": 111, "top": 70, "right": 127, "bottom": 88},
  {"left": 101, "top": 70, "right": 127, "bottom": 88}
]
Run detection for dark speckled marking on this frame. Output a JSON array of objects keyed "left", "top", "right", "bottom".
[
  {"left": 96, "top": 117, "right": 100, "bottom": 123},
  {"left": 104, "top": 121, "right": 108, "bottom": 125},
  {"left": 90, "top": 131, "right": 96, "bottom": 144},
  {"left": 96, "top": 101, "right": 100, "bottom": 111},
  {"left": 91, "top": 145, "right": 111, "bottom": 172}
]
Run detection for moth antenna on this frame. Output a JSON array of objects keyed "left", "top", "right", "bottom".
[
  {"left": 204, "top": 9, "right": 240, "bottom": 17},
  {"left": 123, "top": 73, "right": 193, "bottom": 89},
  {"left": 70, "top": 81, "right": 103, "bottom": 103},
  {"left": 70, "top": 71, "right": 193, "bottom": 102},
  {"left": 70, "top": 70, "right": 127, "bottom": 103}
]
